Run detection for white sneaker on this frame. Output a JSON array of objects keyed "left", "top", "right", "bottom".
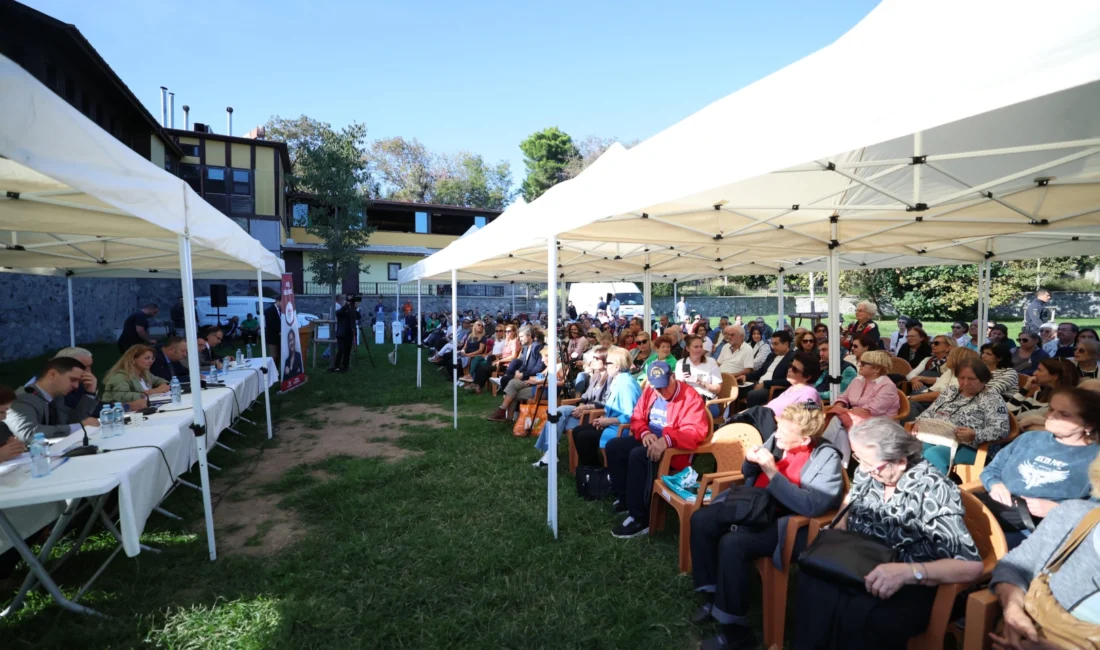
[
  {"left": 531, "top": 451, "right": 554, "bottom": 468},
  {"left": 489, "top": 377, "right": 502, "bottom": 387}
]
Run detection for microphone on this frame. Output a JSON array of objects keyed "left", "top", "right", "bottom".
[{"left": 63, "top": 420, "right": 99, "bottom": 458}]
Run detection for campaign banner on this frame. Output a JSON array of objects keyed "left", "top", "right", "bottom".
[{"left": 279, "top": 273, "right": 307, "bottom": 392}]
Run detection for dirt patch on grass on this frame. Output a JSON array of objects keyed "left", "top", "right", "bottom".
[{"left": 214, "top": 402, "right": 448, "bottom": 556}]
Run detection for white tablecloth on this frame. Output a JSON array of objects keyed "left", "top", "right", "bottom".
[{"left": 0, "top": 357, "right": 278, "bottom": 557}]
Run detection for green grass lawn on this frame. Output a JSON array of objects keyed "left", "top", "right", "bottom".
[{"left": 0, "top": 342, "right": 726, "bottom": 649}]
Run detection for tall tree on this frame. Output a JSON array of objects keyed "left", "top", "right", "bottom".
[
  {"left": 369, "top": 136, "right": 435, "bottom": 203},
  {"left": 519, "top": 127, "right": 579, "bottom": 201},
  {"left": 561, "top": 135, "right": 640, "bottom": 179},
  {"left": 297, "top": 123, "right": 374, "bottom": 306},
  {"left": 433, "top": 152, "right": 514, "bottom": 211}
]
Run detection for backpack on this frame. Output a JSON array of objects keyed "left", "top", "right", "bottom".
[{"left": 575, "top": 465, "right": 613, "bottom": 501}]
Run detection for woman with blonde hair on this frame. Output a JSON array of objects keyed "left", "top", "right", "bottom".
[
  {"left": 570, "top": 347, "right": 643, "bottom": 467},
  {"left": 102, "top": 344, "right": 169, "bottom": 404},
  {"left": 691, "top": 403, "right": 843, "bottom": 649},
  {"left": 823, "top": 350, "right": 901, "bottom": 466}
]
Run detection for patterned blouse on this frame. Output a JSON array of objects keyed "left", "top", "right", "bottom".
[
  {"left": 846, "top": 460, "right": 981, "bottom": 564},
  {"left": 916, "top": 386, "right": 1011, "bottom": 449},
  {"left": 986, "top": 367, "right": 1020, "bottom": 399}
]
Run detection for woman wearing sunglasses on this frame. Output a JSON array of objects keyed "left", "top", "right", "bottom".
[
  {"left": 792, "top": 418, "right": 982, "bottom": 650},
  {"left": 466, "top": 324, "right": 509, "bottom": 395},
  {"left": 1010, "top": 330, "right": 1049, "bottom": 376},
  {"left": 1074, "top": 339, "right": 1100, "bottom": 380},
  {"left": 798, "top": 332, "right": 818, "bottom": 360}
]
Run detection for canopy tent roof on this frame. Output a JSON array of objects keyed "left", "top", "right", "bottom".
[
  {"left": 0, "top": 54, "right": 284, "bottom": 279},
  {"left": 400, "top": 0, "right": 1100, "bottom": 285}
]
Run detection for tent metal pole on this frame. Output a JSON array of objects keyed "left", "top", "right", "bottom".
[
  {"left": 560, "top": 277, "right": 568, "bottom": 321},
  {"left": 913, "top": 131, "right": 923, "bottom": 205},
  {"left": 673, "top": 281, "right": 677, "bottom": 318},
  {"left": 808, "top": 272, "right": 815, "bottom": 313},
  {"left": 643, "top": 256, "right": 652, "bottom": 336},
  {"left": 827, "top": 216, "right": 841, "bottom": 399},
  {"left": 178, "top": 234, "right": 216, "bottom": 561},
  {"left": 451, "top": 269, "right": 458, "bottom": 430},
  {"left": 777, "top": 273, "right": 786, "bottom": 330},
  {"left": 395, "top": 281, "right": 400, "bottom": 359},
  {"left": 511, "top": 284, "right": 516, "bottom": 316},
  {"left": 546, "top": 236, "right": 559, "bottom": 539},
  {"left": 66, "top": 275, "right": 75, "bottom": 347},
  {"left": 417, "top": 279, "right": 422, "bottom": 389},
  {"left": 256, "top": 268, "right": 273, "bottom": 440}
]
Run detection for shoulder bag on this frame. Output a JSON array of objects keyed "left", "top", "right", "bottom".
[
  {"left": 1022, "top": 508, "right": 1100, "bottom": 648},
  {"left": 797, "top": 502, "right": 898, "bottom": 587}
]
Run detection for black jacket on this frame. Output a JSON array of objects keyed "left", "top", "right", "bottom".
[
  {"left": 150, "top": 346, "right": 188, "bottom": 382},
  {"left": 505, "top": 342, "right": 546, "bottom": 380},
  {"left": 748, "top": 349, "right": 795, "bottom": 388},
  {"left": 335, "top": 304, "right": 356, "bottom": 339}
]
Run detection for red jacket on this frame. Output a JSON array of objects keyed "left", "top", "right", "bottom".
[{"left": 630, "top": 382, "right": 709, "bottom": 471}]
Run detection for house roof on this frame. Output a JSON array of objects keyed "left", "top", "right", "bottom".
[
  {"left": 3, "top": 0, "right": 184, "bottom": 159},
  {"left": 166, "top": 127, "right": 292, "bottom": 171}
]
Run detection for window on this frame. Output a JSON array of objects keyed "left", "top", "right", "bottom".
[
  {"left": 291, "top": 203, "right": 309, "bottom": 226},
  {"left": 415, "top": 211, "right": 429, "bottom": 233},
  {"left": 180, "top": 164, "right": 201, "bottom": 193},
  {"left": 388, "top": 263, "right": 401, "bottom": 281},
  {"left": 231, "top": 169, "right": 251, "bottom": 195},
  {"left": 205, "top": 167, "right": 226, "bottom": 194},
  {"left": 475, "top": 215, "right": 487, "bottom": 228},
  {"left": 249, "top": 219, "right": 280, "bottom": 252},
  {"left": 180, "top": 143, "right": 200, "bottom": 157}
]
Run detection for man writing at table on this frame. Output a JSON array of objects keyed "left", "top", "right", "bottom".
[{"left": 6, "top": 357, "right": 100, "bottom": 443}]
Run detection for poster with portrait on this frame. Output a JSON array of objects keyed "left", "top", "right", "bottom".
[{"left": 280, "top": 273, "right": 307, "bottom": 392}]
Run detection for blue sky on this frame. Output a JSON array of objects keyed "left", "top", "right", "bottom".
[{"left": 28, "top": 0, "right": 879, "bottom": 189}]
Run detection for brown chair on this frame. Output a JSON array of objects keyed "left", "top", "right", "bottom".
[
  {"left": 954, "top": 412, "right": 1021, "bottom": 483},
  {"left": 564, "top": 399, "right": 627, "bottom": 475},
  {"left": 891, "top": 356, "right": 913, "bottom": 376},
  {"left": 752, "top": 471, "right": 852, "bottom": 649},
  {"left": 892, "top": 389, "right": 911, "bottom": 422},
  {"left": 904, "top": 489, "right": 1008, "bottom": 649},
  {"left": 649, "top": 423, "right": 762, "bottom": 572},
  {"left": 767, "top": 385, "right": 787, "bottom": 401}
]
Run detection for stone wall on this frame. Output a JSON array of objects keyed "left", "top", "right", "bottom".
[
  {"left": 990, "top": 291, "right": 1100, "bottom": 320},
  {"left": 650, "top": 296, "right": 857, "bottom": 320}
]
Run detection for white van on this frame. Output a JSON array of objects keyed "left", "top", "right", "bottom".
[
  {"left": 567, "top": 282, "right": 650, "bottom": 320},
  {"left": 194, "top": 296, "right": 319, "bottom": 329}
]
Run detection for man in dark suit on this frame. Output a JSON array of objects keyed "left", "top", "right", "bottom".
[
  {"left": 6, "top": 358, "right": 100, "bottom": 443},
  {"left": 264, "top": 302, "right": 282, "bottom": 359},
  {"left": 331, "top": 296, "right": 357, "bottom": 373},
  {"left": 151, "top": 336, "right": 189, "bottom": 382},
  {"left": 487, "top": 326, "right": 547, "bottom": 422},
  {"left": 744, "top": 330, "right": 795, "bottom": 407}
]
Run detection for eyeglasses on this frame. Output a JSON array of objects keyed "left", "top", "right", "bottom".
[
  {"left": 496, "top": 329, "right": 504, "bottom": 333},
  {"left": 851, "top": 452, "right": 890, "bottom": 475},
  {"left": 952, "top": 325, "right": 965, "bottom": 330},
  {"left": 931, "top": 340, "right": 945, "bottom": 346}
]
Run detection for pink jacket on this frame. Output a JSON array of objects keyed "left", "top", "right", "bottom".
[
  {"left": 835, "top": 375, "right": 900, "bottom": 417},
  {"left": 766, "top": 384, "right": 822, "bottom": 417}
]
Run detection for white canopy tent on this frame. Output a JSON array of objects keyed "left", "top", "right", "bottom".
[
  {"left": 399, "top": 0, "right": 1100, "bottom": 537},
  {"left": 0, "top": 54, "right": 284, "bottom": 560}
]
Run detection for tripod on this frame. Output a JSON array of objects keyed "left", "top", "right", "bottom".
[{"left": 358, "top": 326, "right": 376, "bottom": 367}]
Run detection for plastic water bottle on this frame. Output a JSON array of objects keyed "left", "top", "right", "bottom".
[
  {"left": 99, "top": 405, "right": 114, "bottom": 438},
  {"left": 170, "top": 377, "right": 182, "bottom": 404},
  {"left": 235, "top": 348, "right": 243, "bottom": 368},
  {"left": 113, "top": 402, "right": 126, "bottom": 437},
  {"left": 245, "top": 344, "right": 253, "bottom": 360},
  {"left": 210, "top": 366, "right": 219, "bottom": 384},
  {"left": 30, "top": 433, "right": 50, "bottom": 478}
]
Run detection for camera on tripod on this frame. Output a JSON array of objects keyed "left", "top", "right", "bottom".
[{"left": 345, "top": 293, "right": 363, "bottom": 304}]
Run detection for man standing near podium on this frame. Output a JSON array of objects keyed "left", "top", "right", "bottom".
[{"left": 332, "top": 294, "right": 359, "bottom": 373}]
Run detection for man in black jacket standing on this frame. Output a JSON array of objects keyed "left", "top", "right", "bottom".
[
  {"left": 1023, "top": 289, "right": 1051, "bottom": 333},
  {"left": 332, "top": 295, "right": 357, "bottom": 373}
]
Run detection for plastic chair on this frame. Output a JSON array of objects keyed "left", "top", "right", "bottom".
[
  {"left": 954, "top": 412, "right": 1020, "bottom": 483},
  {"left": 892, "top": 389, "right": 911, "bottom": 422},
  {"left": 648, "top": 423, "right": 762, "bottom": 572},
  {"left": 706, "top": 377, "right": 740, "bottom": 430}
]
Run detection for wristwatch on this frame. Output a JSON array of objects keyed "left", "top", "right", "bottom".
[{"left": 910, "top": 563, "right": 925, "bottom": 583}]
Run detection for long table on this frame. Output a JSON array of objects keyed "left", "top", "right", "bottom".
[{"left": 0, "top": 357, "right": 277, "bottom": 615}]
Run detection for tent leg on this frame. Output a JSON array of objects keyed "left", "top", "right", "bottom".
[
  {"left": 546, "top": 237, "right": 559, "bottom": 539},
  {"left": 452, "top": 270, "right": 458, "bottom": 430},
  {"left": 417, "top": 279, "right": 422, "bottom": 389},
  {"left": 256, "top": 268, "right": 273, "bottom": 439},
  {"left": 178, "top": 234, "right": 216, "bottom": 561},
  {"left": 777, "top": 272, "right": 786, "bottom": 330},
  {"left": 643, "top": 260, "right": 652, "bottom": 336},
  {"left": 395, "top": 281, "right": 400, "bottom": 360},
  {"left": 827, "top": 223, "right": 841, "bottom": 399},
  {"left": 511, "top": 284, "right": 515, "bottom": 316},
  {"left": 673, "top": 281, "right": 677, "bottom": 320},
  {"left": 67, "top": 274, "right": 75, "bottom": 347}
]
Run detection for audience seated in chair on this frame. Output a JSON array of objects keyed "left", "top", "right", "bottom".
[
  {"left": 561, "top": 348, "right": 642, "bottom": 469},
  {"left": 729, "top": 350, "right": 822, "bottom": 440},
  {"left": 6, "top": 357, "right": 101, "bottom": 443},
  {"left": 676, "top": 335, "right": 724, "bottom": 419},
  {"left": 691, "top": 403, "right": 842, "bottom": 650},
  {"left": 1008, "top": 358, "right": 1077, "bottom": 426},
  {"left": 980, "top": 342, "right": 1020, "bottom": 400},
  {"left": 792, "top": 418, "right": 984, "bottom": 650},
  {"left": 606, "top": 361, "right": 708, "bottom": 539},
  {"left": 976, "top": 387, "right": 1099, "bottom": 549},
  {"left": 102, "top": 344, "right": 171, "bottom": 405},
  {"left": 486, "top": 326, "right": 546, "bottom": 422},
  {"left": 150, "top": 335, "right": 189, "bottom": 383},
  {"left": 814, "top": 339, "right": 856, "bottom": 401},
  {"left": 821, "top": 351, "right": 900, "bottom": 464},
  {"left": 715, "top": 326, "right": 755, "bottom": 381},
  {"left": 744, "top": 331, "right": 795, "bottom": 408}
]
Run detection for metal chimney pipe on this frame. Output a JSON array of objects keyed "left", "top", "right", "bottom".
[
  {"left": 159, "top": 86, "right": 168, "bottom": 126},
  {"left": 226, "top": 106, "right": 233, "bottom": 137},
  {"left": 183, "top": 105, "right": 190, "bottom": 130},
  {"left": 168, "top": 92, "right": 175, "bottom": 128}
]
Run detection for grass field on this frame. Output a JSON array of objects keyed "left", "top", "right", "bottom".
[{"left": 0, "top": 341, "right": 727, "bottom": 649}]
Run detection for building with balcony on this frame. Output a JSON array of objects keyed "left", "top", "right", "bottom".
[{"left": 282, "top": 195, "right": 503, "bottom": 296}]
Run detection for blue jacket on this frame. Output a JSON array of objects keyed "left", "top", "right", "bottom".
[{"left": 506, "top": 342, "right": 546, "bottom": 380}]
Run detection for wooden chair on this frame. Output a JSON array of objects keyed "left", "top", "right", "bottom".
[
  {"left": 954, "top": 412, "right": 1020, "bottom": 483},
  {"left": 891, "top": 356, "right": 913, "bottom": 376},
  {"left": 752, "top": 471, "right": 852, "bottom": 649},
  {"left": 564, "top": 399, "right": 626, "bottom": 475},
  {"left": 906, "top": 489, "right": 1008, "bottom": 650},
  {"left": 892, "top": 389, "right": 911, "bottom": 422},
  {"left": 648, "top": 423, "right": 762, "bottom": 573}
]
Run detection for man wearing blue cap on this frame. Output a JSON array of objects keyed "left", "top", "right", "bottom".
[{"left": 606, "top": 360, "right": 709, "bottom": 538}]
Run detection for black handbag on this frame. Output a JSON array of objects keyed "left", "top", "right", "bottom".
[
  {"left": 575, "top": 465, "right": 613, "bottom": 501},
  {"left": 710, "top": 485, "right": 776, "bottom": 530},
  {"left": 797, "top": 503, "right": 898, "bottom": 587}
]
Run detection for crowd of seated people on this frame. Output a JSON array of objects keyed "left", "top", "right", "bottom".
[{"left": 459, "top": 292, "right": 1100, "bottom": 649}]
